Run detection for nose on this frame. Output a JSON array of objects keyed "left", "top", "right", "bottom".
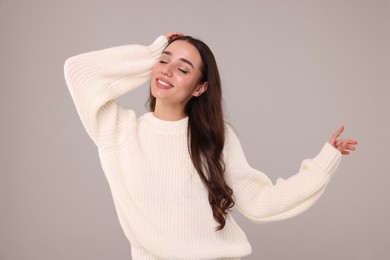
[{"left": 161, "top": 64, "right": 173, "bottom": 77}]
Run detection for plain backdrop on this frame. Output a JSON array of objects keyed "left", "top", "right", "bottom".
[{"left": 1, "top": 0, "right": 389, "bottom": 259}]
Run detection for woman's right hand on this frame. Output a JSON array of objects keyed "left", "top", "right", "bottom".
[{"left": 165, "top": 32, "right": 184, "bottom": 43}]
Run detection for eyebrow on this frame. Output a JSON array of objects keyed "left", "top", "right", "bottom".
[{"left": 162, "top": 51, "right": 195, "bottom": 69}]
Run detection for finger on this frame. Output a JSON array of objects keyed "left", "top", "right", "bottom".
[
  {"left": 338, "top": 145, "right": 355, "bottom": 152},
  {"left": 338, "top": 139, "right": 357, "bottom": 144},
  {"left": 345, "top": 146, "right": 356, "bottom": 151},
  {"left": 329, "top": 125, "right": 344, "bottom": 144},
  {"left": 166, "top": 32, "right": 184, "bottom": 42},
  {"left": 334, "top": 125, "right": 344, "bottom": 137},
  {"left": 335, "top": 140, "right": 349, "bottom": 149},
  {"left": 336, "top": 141, "right": 349, "bottom": 152},
  {"left": 334, "top": 125, "right": 344, "bottom": 138},
  {"left": 338, "top": 143, "right": 358, "bottom": 154},
  {"left": 171, "top": 33, "right": 183, "bottom": 38}
]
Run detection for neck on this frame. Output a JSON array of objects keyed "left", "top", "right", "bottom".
[{"left": 153, "top": 100, "right": 187, "bottom": 121}]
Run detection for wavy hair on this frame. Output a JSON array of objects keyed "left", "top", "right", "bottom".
[{"left": 148, "top": 36, "right": 234, "bottom": 231}]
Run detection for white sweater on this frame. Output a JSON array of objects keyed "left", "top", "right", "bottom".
[{"left": 64, "top": 36, "right": 342, "bottom": 260}]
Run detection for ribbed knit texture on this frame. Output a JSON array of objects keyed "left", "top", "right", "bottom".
[{"left": 64, "top": 36, "right": 342, "bottom": 260}]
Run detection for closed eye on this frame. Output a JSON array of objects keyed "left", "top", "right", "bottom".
[
  {"left": 159, "top": 60, "right": 167, "bottom": 64},
  {"left": 178, "top": 68, "right": 188, "bottom": 74}
]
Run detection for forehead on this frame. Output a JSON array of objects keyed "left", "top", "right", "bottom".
[{"left": 163, "top": 40, "right": 202, "bottom": 69}]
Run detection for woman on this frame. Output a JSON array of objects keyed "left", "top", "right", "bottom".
[{"left": 64, "top": 32, "right": 357, "bottom": 260}]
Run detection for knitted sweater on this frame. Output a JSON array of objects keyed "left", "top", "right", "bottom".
[{"left": 64, "top": 36, "right": 342, "bottom": 260}]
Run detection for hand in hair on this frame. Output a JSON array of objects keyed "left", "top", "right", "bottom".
[
  {"left": 165, "top": 32, "right": 184, "bottom": 43},
  {"left": 329, "top": 126, "right": 357, "bottom": 155}
]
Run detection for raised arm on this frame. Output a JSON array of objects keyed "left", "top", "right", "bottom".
[
  {"left": 64, "top": 36, "right": 168, "bottom": 145},
  {"left": 225, "top": 126, "right": 357, "bottom": 223}
]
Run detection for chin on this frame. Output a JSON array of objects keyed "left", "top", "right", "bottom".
[{"left": 150, "top": 87, "right": 165, "bottom": 100}]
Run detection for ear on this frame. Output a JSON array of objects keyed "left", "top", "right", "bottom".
[{"left": 192, "top": 82, "right": 208, "bottom": 97}]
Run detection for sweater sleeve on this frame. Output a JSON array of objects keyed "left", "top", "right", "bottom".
[
  {"left": 64, "top": 36, "right": 168, "bottom": 145},
  {"left": 224, "top": 125, "right": 342, "bottom": 223}
]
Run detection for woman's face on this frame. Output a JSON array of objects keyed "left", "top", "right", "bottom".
[{"left": 151, "top": 40, "right": 207, "bottom": 108}]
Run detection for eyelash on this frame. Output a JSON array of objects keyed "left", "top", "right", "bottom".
[
  {"left": 178, "top": 68, "right": 188, "bottom": 74},
  {"left": 159, "top": 60, "right": 188, "bottom": 74}
]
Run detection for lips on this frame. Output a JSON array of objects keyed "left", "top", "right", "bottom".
[{"left": 156, "top": 77, "right": 173, "bottom": 89}]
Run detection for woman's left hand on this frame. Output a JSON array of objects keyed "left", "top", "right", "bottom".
[{"left": 329, "top": 126, "right": 358, "bottom": 155}]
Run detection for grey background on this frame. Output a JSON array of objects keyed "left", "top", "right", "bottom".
[{"left": 1, "top": 0, "right": 389, "bottom": 259}]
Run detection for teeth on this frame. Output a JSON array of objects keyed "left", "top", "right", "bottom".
[{"left": 158, "top": 79, "right": 172, "bottom": 87}]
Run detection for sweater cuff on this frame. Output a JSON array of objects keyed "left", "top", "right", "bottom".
[
  {"left": 313, "top": 142, "right": 342, "bottom": 176},
  {"left": 148, "top": 35, "right": 168, "bottom": 60}
]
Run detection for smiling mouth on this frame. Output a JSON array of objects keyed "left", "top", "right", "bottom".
[{"left": 156, "top": 79, "right": 173, "bottom": 88}]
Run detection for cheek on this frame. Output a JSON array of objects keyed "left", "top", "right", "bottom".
[
  {"left": 186, "top": 76, "right": 201, "bottom": 91},
  {"left": 151, "top": 64, "right": 159, "bottom": 76}
]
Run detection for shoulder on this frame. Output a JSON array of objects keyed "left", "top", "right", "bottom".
[
  {"left": 224, "top": 122, "right": 239, "bottom": 142},
  {"left": 224, "top": 122, "right": 243, "bottom": 152}
]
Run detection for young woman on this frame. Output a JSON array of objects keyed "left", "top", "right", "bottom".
[{"left": 64, "top": 32, "right": 357, "bottom": 260}]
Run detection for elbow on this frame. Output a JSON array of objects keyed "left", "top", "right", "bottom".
[
  {"left": 234, "top": 191, "right": 275, "bottom": 223},
  {"left": 236, "top": 204, "right": 279, "bottom": 224},
  {"left": 64, "top": 55, "right": 87, "bottom": 93},
  {"left": 64, "top": 56, "right": 78, "bottom": 81},
  {"left": 236, "top": 187, "right": 326, "bottom": 224},
  {"left": 236, "top": 203, "right": 301, "bottom": 224}
]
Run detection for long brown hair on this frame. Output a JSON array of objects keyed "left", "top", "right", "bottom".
[{"left": 148, "top": 36, "right": 234, "bottom": 231}]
